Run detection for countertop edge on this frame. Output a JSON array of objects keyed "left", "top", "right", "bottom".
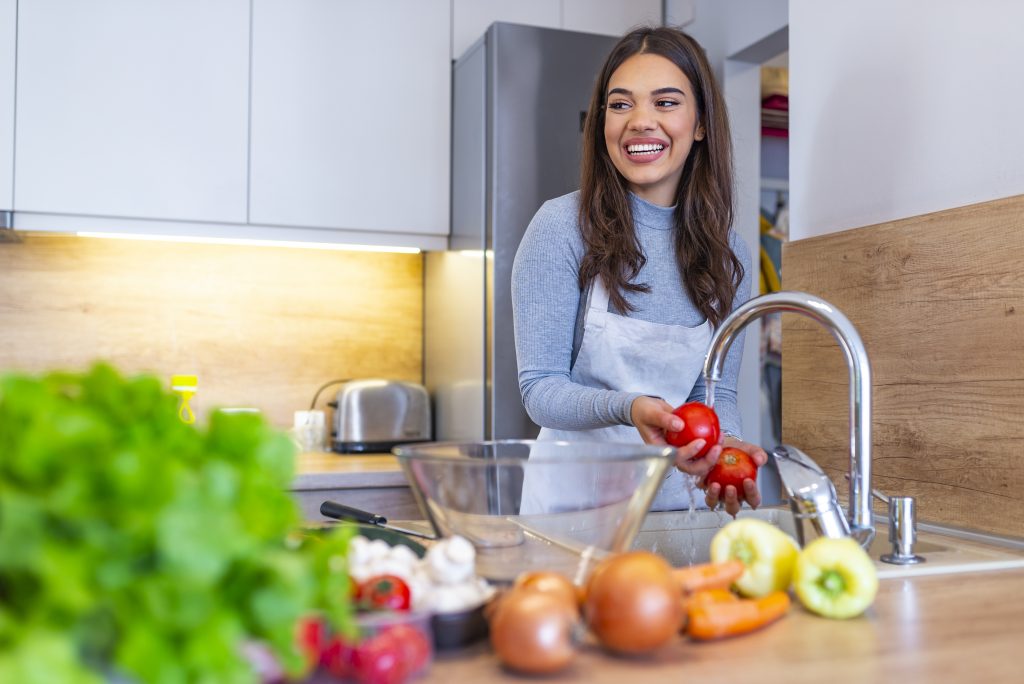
[
  {"left": 292, "top": 452, "right": 408, "bottom": 491},
  {"left": 292, "top": 470, "right": 409, "bottom": 490}
]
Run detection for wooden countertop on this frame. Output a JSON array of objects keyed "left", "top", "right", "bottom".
[
  {"left": 293, "top": 452, "right": 1024, "bottom": 679},
  {"left": 293, "top": 451, "right": 406, "bottom": 490},
  {"left": 421, "top": 568, "right": 1024, "bottom": 683},
  {"left": 294, "top": 452, "right": 1024, "bottom": 679}
]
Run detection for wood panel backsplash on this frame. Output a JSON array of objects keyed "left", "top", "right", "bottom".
[
  {"left": 781, "top": 195, "right": 1024, "bottom": 538},
  {"left": 0, "top": 233, "right": 423, "bottom": 429}
]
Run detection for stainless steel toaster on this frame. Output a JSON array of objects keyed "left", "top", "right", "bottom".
[{"left": 329, "top": 379, "right": 432, "bottom": 454}]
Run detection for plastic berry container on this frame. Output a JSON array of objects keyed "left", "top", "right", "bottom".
[{"left": 321, "top": 610, "right": 434, "bottom": 683}]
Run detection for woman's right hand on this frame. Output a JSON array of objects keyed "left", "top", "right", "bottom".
[
  {"left": 630, "top": 395, "right": 681, "bottom": 446},
  {"left": 630, "top": 395, "right": 722, "bottom": 476}
]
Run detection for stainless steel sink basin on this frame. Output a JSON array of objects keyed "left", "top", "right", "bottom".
[{"left": 632, "top": 506, "right": 1024, "bottom": 579}]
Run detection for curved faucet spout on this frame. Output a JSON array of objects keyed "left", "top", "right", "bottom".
[{"left": 703, "top": 291, "right": 874, "bottom": 547}]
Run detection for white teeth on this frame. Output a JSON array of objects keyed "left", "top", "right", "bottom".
[{"left": 626, "top": 143, "right": 665, "bottom": 155}]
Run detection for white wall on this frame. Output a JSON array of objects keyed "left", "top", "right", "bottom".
[
  {"left": 667, "top": 0, "right": 787, "bottom": 65},
  {"left": 790, "top": 0, "right": 1024, "bottom": 240},
  {"left": 0, "top": 0, "right": 14, "bottom": 211},
  {"left": 667, "top": 0, "right": 788, "bottom": 451}
]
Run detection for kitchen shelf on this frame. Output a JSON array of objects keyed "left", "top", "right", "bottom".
[{"left": 761, "top": 176, "right": 790, "bottom": 192}]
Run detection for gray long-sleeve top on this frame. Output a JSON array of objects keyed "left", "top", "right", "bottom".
[{"left": 511, "top": 191, "right": 753, "bottom": 438}]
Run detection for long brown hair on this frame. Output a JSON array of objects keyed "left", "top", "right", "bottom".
[{"left": 578, "top": 27, "right": 742, "bottom": 327}]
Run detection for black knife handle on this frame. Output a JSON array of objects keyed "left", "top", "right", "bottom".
[{"left": 320, "top": 500, "right": 387, "bottom": 526}]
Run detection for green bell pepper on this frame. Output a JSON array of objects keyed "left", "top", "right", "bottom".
[
  {"left": 709, "top": 519, "right": 800, "bottom": 598},
  {"left": 793, "top": 537, "right": 878, "bottom": 619}
]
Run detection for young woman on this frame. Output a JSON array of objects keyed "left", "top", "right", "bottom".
[{"left": 512, "top": 26, "right": 767, "bottom": 515}]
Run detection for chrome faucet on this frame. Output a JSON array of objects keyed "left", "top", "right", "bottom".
[
  {"left": 771, "top": 444, "right": 852, "bottom": 546},
  {"left": 702, "top": 291, "right": 875, "bottom": 549}
]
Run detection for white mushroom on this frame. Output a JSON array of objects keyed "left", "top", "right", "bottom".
[
  {"left": 425, "top": 536, "right": 476, "bottom": 585},
  {"left": 366, "top": 539, "right": 391, "bottom": 561},
  {"left": 347, "top": 535, "right": 373, "bottom": 570},
  {"left": 388, "top": 544, "right": 420, "bottom": 568},
  {"left": 347, "top": 534, "right": 494, "bottom": 613}
]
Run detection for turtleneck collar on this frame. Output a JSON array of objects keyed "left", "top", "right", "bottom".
[{"left": 629, "top": 192, "right": 677, "bottom": 231}]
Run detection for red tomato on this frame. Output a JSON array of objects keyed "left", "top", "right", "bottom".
[
  {"left": 357, "top": 575, "right": 412, "bottom": 611},
  {"left": 355, "top": 632, "right": 409, "bottom": 684},
  {"left": 706, "top": 447, "right": 758, "bottom": 491},
  {"left": 665, "top": 402, "right": 721, "bottom": 456},
  {"left": 321, "top": 634, "right": 359, "bottom": 678},
  {"left": 381, "top": 623, "right": 432, "bottom": 674},
  {"left": 295, "top": 616, "right": 325, "bottom": 669}
]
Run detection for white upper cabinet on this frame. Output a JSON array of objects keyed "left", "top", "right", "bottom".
[
  {"left": 562, "top": 0, "right": 663, "bottom": 37},
  {"left": 7, "top": 0, "right": 656, "bottom": 243},
  {"left": 0, "top": 0, "right": 15, "bottom": 211},
  {"left": 14, "top": 1, "right": 249, "bottom": 223},
  {"left": 249, "top": 0, "right": 451, "bottom": 237}
]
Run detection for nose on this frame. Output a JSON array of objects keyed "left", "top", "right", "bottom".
[{"left": 627, "top": 102, "right": 657, "bottom": 131}]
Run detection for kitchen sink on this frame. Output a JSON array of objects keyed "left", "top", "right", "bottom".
[{"left": 632, "top": 506, "right": 1024, "bottom": 579}]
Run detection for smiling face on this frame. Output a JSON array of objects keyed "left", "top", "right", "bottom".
[{"left": 603, "top": 53, "right": 704, "bottom": 207}]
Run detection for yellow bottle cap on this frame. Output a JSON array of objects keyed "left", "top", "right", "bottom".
[
  {"left": 171, "top": 374, "right": 198, "bottom": 424},
  {"left": 171, "top": 374, "right": 198, "bottom": 391}
]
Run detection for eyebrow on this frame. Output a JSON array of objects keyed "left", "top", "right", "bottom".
[{"left": 607, "top": 86, "right": 686, "bottom": 97}]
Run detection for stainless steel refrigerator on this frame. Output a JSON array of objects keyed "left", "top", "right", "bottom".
[{"left": 425, "top": 23, "right": 616, "bottom": 441}]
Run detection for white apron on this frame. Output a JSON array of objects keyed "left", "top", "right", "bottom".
[{"left": 526, "top": 276, "right": 712, "bottom": 512}]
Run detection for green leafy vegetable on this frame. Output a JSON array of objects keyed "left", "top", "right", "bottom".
[{"left": 0, "top": 363, "right": 353, "bottom": 683}]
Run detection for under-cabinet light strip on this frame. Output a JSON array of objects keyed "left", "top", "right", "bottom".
[
  {"left": 75, "top": 231, "right": 421, "bottom": 254},
  {"left": 457, "top": 249, "right": 491, "bottom": 258}
]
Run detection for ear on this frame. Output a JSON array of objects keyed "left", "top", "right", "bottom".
[{"left": 694, "top": 125, "right": 706, "bottom": 141}]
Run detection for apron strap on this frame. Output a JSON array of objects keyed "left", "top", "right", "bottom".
[
  {"left": 589, "top": 276, "right": 611, "bottom": 314},
  {"left": 572, "top": 277, "right": 612, "bottom": 367}
]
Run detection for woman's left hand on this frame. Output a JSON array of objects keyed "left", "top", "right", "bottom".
[{"left": 703, "top": 436, "right": 769, "bottom": 517}]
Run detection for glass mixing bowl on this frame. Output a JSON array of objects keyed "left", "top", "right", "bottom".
[{"left": 392, "top": 440, "right": 675, "bottom": 583}]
